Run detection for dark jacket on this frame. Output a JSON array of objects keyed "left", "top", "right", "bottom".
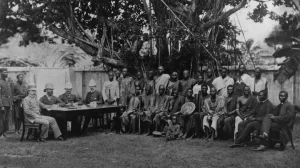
[
  {"left": 84, "top": 90, "right": 104, "bottom": 104},
  {"left": 59, "top": 93, "right": 78, "bottom": 104},
  {"left": 39, "top": 95, "right": 65, "bottom": 108},
  {"left": 0, "top": 79, "right": 12, "bottom": 107},
  {"left": 252, "top": 99, "right": 274, "bottom": 121}
]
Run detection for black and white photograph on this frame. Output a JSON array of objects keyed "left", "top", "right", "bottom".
[{"left": 0, "top": 0, "right": 299, "bottom": 167}]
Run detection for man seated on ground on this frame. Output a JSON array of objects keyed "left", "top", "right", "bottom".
[
  {"left": 81, "top": 79, "right": 104, "bottom": 135},
  {"left": 203, "top": 87, "right": 226, "bottom": 141},
  {"left": 230, "top": 90, "right": 273, "bottom": 147},
  {"left": 253, "top": 91, "right": 295, "bottom": 151},
  {"left": 179, "top": 88, "right": 197, "bottom": 139},
  {"left": 166, "top": 115, "right": 181, "bottom": 141},
  {"left": 121, "top": 86, "right": 143, "bottom": 133},
  {"left": 234, "top": 85, "right": 257, "bottom": 140},
  {"left": 223, "top": 85, "right": 238, "bottom": 140},
  {"left": 102, "top": 71, "right": 119, "bottom": 133},
  {"left": 194, "top": 84, "right": 210, "bottom": 138},
  {"left": 58, "top": 82, "right": 80, "bottom": 135},
  {"left": 142, "top": 84, "right": 156, "bottom": 135},
  {"left": 22, "top": 84, "right": 64, "bottom": 142},
  {"left": 153, "top": 85, "right": 169, "bottom": 131}
]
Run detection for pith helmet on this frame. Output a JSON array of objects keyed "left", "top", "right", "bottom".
[
  {"left": 65, "top": 82, "right": 73, "bottom": 89},
  {"left": 44, "top": 83, "right": 54, "bottom": 92},
  {"left": 28, "top": 83, "right": 37, "bottom": 91},
  {"left": 89, "top": 79, "right": 96, "bottom": 87}
]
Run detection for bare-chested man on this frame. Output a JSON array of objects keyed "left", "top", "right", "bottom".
[
  {"left": 167, "top": 71, "right": 182, "bottom": 96},
  {"left": 234, "top": 85, "right": 257, "bottom": 140},
  {"left": 180, "top": 70, "right": 197, "bottom": 97}
]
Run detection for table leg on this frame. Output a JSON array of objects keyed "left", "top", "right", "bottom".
[{"left": 116, "top": 107, "right": 121, "bottom": 134}]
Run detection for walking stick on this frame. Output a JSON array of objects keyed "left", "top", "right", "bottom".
[{"left": 138, "top": 101, "right": 141, "bottom": 133}]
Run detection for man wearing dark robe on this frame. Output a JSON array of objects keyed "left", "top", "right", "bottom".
[
  {"left": 167, "top": 71, "right": 182, "bottom": 96},
  {"left": 205, "top": 68, "right": 215, "bottom": 89},
  {"left": 223, "top": 85, "right": 238, "bottom": 140},
  {"left": 12, "top": 74, "right": 27, "bottom": 134},
  {"left": 153, "top": 85, "right": 169, "bottom": 131},
  {"left": 180, "top": 70, "right": 197, "bottom": 97},
  {"left": 230, "top": 90, "right": 273, "bottom": 147},
  {"left": 142, "top": 84, "right": 156, "bottom": 135},
  {"left": 254, "top": 91, "right": 295, "bottom": 151}
]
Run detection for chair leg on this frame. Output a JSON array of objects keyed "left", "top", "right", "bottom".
[
  {"left": 26, "top": 128, "right": 32, "bottom": 140},
  {"left": 20, "top": 127, "right": 26, "bottom": 141}
]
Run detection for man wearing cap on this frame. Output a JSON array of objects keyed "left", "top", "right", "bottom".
[
  {"left": 81, "top": 79, "right": 104, "bottom": 135},
  {"left": 58, "top": 82, "right": 80, "bottom": 134},
  {"left": 12, "top": 74, "right": 27, "bottom": 134},
  {"left": 0, "top": 69, "right": 12, "bottom": 139},
  {"left": 22, "top": 84, "right": 64, "bottom": 142}
]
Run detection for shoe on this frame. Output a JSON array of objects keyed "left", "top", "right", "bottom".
[
  {"left": 37, "top": 138, "right": 46, "bottom": 142},
  {"left": 253, "top": 145, "right": 267, "bottom": 151},
  {"left": 55, "top": 136, "right": 65, "bottom": 141},
  {"left": 229, "top": 143, "right": 245, "bottom": 148},
  {"left": 259, "top": 133, "right": 268, "bottom": 139}
]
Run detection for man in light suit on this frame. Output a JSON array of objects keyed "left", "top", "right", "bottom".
[{"left": 22, "top": 84, "right": 64, "bottom": 142}]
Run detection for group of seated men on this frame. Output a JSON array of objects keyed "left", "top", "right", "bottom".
[{"left": 0, "top": 65, "right": 295, "bottom": 151}]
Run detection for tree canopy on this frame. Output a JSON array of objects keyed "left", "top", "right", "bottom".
[{"left": 0, "top": 0, "right": 298, "bottom": 76}]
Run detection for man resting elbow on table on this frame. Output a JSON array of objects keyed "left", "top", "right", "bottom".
[
  {"left": 23, "top": 84, "right": 64, "bottom": 142},
  {"left": 81, "top": 79, "right": 104, "bottom": 135}
]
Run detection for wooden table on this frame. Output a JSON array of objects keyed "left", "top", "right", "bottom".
[{"left": 42, "top": 105, "right": 122, "bottom": 138}]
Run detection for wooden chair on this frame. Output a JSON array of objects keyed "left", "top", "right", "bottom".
[{"left": 20, "top": 105, "right": 41, "bottom": 141}]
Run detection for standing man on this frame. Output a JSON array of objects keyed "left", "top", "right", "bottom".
[
  {"left": 167, "top": 71, "right": 182, "bottom": 96},
  {"left": 81, "top": 79, "right": 104, "bottom": 135},
  {"left": 22, "top": 84, "right": 64, "bottom": 142},
  {"left": 193, "top": 74, "right": 210, "bottom": 97},
  {"left": 119, "top": 68, "right": 133, "bottom": 108},
  {"left": 234, "top": 85, "right": 257, "bottom": 140},
  {"left": 234, "top": 65, "right": 253, "bottom": 97},
  {"left": 230, "top": 90, "right": 273, "bottom": 147},
  {"left": 0, "top": 69, "right": 12, "bottom": 139},
  {"left": 102, "top": 71, "right": 119, "bottom": 105},
  {"left": 154, "top": 66, "right": 170, "bottom": 95},
  {"left": 135, "top": 71, "right": 146, "bottom": 93},
  {"left": 12, "top": 74, "right": 27, "bottom": 134},
  {"left": 58, "top": 82, "right": 80, "bottom": 134},
  {"left": 180, "top": 70, "right": 197, "bottom": 97},
  {"left": 212, "top": 67, "right": 234, "bottom": 97},
  {"left": 254, "top": 91, "right": 295, "bottom": 151},
  {"left": 202, "top": 87, "right": 226, "bottom": 140},
  {"left": 252, "top": 67, "right": 268, "bottom": 97},
  {"left": 205, "top": 68, "right": 215, "bottom": 89},
  {"left": 223, "top": 85, "right": 238, "bottom": 140}
]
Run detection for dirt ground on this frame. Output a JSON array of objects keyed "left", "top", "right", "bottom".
[{"left": 1, "top": 117, "right": 300, "bottom": 168}]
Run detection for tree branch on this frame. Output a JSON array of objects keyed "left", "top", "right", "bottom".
[{"left": 201, "top": 0, "right": 247, "bottom": 30}]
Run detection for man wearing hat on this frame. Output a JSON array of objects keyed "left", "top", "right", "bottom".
[
  {"left": 39, "top": 83, "right": 65, "bottom": 107},
  {"left": 0, "top": 68, "right": 12, "bottom": 139},
  {"left": 81, "top": 79, "right": 104, "bottom": 135},
  {"left": 22, "top": 84, "right": 64, "bottom": 142},
  {"left": 59, "top": 82, "right": 80, "bottom": 134},
  {"left": 12, "top": 74, "right": 27, "bottom": 134}
]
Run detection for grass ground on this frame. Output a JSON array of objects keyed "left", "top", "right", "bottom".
[{"left": 1, "top": 116, "right": 300, "bottom": 168}]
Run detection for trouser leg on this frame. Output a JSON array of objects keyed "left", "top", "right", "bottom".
[
  {"left": 82, "top": 116, "right": 91, "bottom": 134},
  {"left": 34, "top": 118, "right": 50, "bottom": 139},
  {"left": 0, "top": 108, "right": 6, "bottom": 136},
  {"left": 236, "top": 121, "right": 261, "bottom": 144},
  {"left": 4, "top": 107, "right": 10, "bottom": 132}
]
